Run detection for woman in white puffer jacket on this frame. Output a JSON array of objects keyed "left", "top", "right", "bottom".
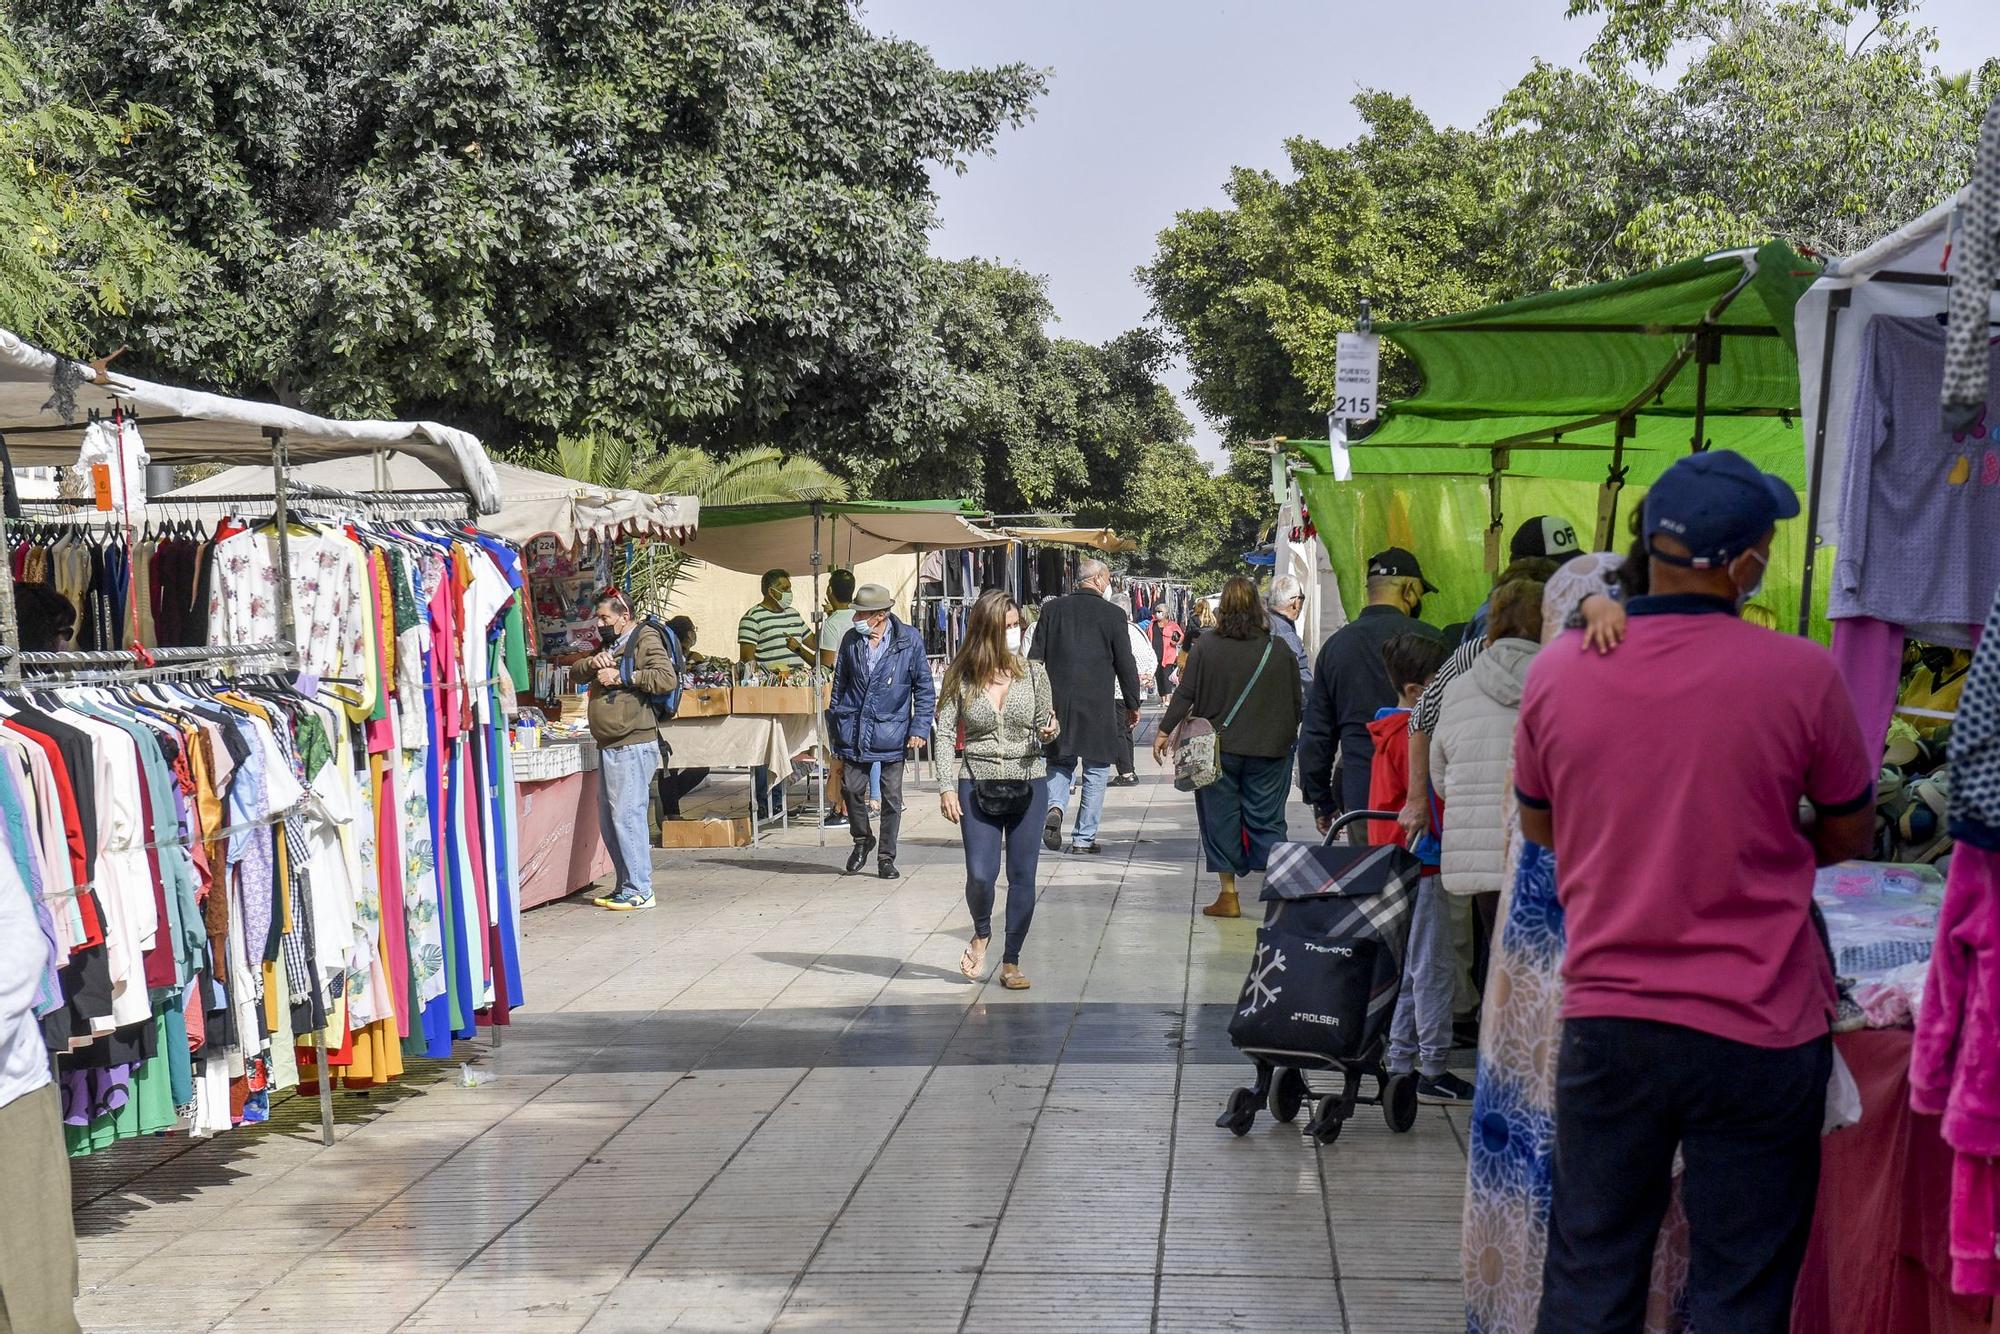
[{"left": 1432, "top": 579, "right": 1545, "bottom": 897}]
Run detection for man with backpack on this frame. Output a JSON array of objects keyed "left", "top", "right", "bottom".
[{"left": 573, "top": 589, "right": 681, "bottom": 911}]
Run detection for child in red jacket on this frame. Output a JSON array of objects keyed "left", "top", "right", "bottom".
[{"left": 1368, "top": 633, "right": 1470, "bottom": 1103}]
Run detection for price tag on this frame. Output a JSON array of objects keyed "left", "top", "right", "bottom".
[{"left": 1333, "top": 331, "right": 1380, "bottom": 423}]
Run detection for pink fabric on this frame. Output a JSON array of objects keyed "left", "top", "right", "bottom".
[
  {"left": 1912, "top": 846, "right": 2000, "bottom": 1154},
  {"left": 1832, "top": 615, "right": 1907, "bottom": 764},
  {"left": 1910, "top": 844, "right": 2000, "bottom": 1296},
  {"left": 1514, "top": 609, "right": 1876, "bottom": 1046}
]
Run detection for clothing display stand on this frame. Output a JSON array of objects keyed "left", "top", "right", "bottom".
[{"left": 2, "top": 440, "right": 487, "bottom": 1150}]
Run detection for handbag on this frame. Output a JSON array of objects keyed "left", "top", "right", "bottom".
[{"left": 1174, "top": 641, "right": 1274, "bottom": 793}]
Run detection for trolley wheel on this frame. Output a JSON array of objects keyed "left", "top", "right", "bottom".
[
  {"left": 1383, "top": 1071, "right": 1420, "bottom": 1133},
  {"left": 1306, "top": 1102, "right": 1344, "bottom": 1145},
  {"left": 1216, "top": 1087, "right": 1257, "bottom": 1137},
  {"left": 1270, "top": 1068, "right": 1308, "bottom": 1124}
]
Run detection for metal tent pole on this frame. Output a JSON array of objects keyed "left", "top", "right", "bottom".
[
  {"left": 1798, "top": 291, "right": 1850, "bottom": 637},
  {"left": 812, "top": 502, "right": 828, "bottom": 849}
]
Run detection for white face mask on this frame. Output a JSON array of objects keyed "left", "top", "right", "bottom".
[
  {"left": 1004, "top": 626, "right": 1024, "bottom": 653},
  {"left": 775, "top": 587, "right": 794, "bottom": 609},
  {"left": 1733, "top": 549, "right": 1769, "bottom": 610}
]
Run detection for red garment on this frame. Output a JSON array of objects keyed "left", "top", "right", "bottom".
[
  {"left": 3, "top": 719, "right": 101, "bottom": 946},
  {"left": 1158, "top": 620, "right": 1184, "bottom": 667},
  {"left": 1365, "top": 710, "right": 1441, "bottom": 871}
]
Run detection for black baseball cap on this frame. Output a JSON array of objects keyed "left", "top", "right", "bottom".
[
  {"left": 1643, "top": 450, "right": 1800, "bottom": 569},
  {"left": 1367, "top": 547, "right": 1437, "bottom": 593},
  {"left": 1510, "top": 515, "right": 1582, "bottom": 563}
]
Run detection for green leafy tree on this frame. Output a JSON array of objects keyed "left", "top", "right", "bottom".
[
  {"left": 534, "top": 432, "right": 846, "bottom": 611},
  {"left": 18, "top": 0, "right": 1043, "bottom": 464},
  {"left": 1139, "top": 94, "right": 1502, "bottom": 444},
  {"left": 1144, "top": 0, "right": 1993, "bottom": 446},
  {"left": 0, "top": 29, "right": 182, "bottom": 351}
]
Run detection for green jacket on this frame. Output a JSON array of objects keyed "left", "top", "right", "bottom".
[{"left": 571, "top": 621, "right": 678, "bottom": 749}]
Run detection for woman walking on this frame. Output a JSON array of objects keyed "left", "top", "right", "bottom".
[
  {"left": 1153, "top": 576, "right": 1303, "bottom": 919},
  {"left": 936, "top": 590, "right": 1061, "bottom": 991}
]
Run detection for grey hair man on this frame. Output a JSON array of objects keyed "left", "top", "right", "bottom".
[
  {"left": 1028, "top": 557, "right": 1141, "bottom": 853},
  {"left": 1265, "top": 575, "right": 1311, "bottom": 687}
]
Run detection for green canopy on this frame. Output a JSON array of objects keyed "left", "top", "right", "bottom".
[
  {"left": 1290, "top": 240, "right": 1828, "bottom": 636},
  {"left": 1364, "top": 239, "right": 1816, "bottom": 478}
]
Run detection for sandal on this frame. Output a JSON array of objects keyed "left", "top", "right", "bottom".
[
  {"left": 1000, "top": 964, "right": 1031, "bottom": 991},
  {"left": 959, "top": 936, "right": 989, "bottom": 980}
]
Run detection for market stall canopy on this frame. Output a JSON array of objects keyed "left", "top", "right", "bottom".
[
  {"left": 1795, "top": 188, "right": 1998, "bottom": 549},
  {"left": 680, "top": 499, "right": 1005, "bottom": 574},
  {"left": 989, "top": 525, "right": 1139, "bottom": 554},
  {"left": 161, "top": 455, "right": 698, "bottom": 547},
  {"left": 1359, "top": 239, "right": 1818, "bottom": 485},
  {"left": 0, "top": 328, "right": 501, "bottom": 513}
]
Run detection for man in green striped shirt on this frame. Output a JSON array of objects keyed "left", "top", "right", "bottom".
[{"left": 738, "top": 568, "right": 811, "bottom": 669}]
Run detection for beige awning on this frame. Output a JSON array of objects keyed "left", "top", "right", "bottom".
[{"left": 681, "top": 506, "right": 1006, "bottom": 574}]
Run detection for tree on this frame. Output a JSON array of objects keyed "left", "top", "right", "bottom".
[
  {"left": 17, "top": 0, "right": 1044, "bottom": 465},
  {"left": 0, "top": 29, "right": 183, "bottom": 352},
  {"left": 533, "top": 432, "right": 846, "bottom": 612},
  {"left": 1143, "top": 0, "right": 1994, "bottom": 447}
]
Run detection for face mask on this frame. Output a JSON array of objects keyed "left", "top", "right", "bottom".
[
  {"left": 597, "top": 622, "right": 616, "bottom": 647},
  {"left": 1733, "top": 549, "right": 1769, "bottom": 610},
  {"left": 1004, "top": 627, "right": 1024, "bottom": 653},
  {"left": 1102, "top": 585, "right": 1117, "bottom": 602},
  {"left": 775, "top": 588, "right": 793, "bottom": 609}
]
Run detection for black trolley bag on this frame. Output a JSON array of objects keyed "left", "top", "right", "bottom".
[{"left": 1216, "top": 810, "right": 1424, "bottom": 1143}]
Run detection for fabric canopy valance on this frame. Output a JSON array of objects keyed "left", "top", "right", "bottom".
[
  {"left": 161, "top": 456, "right": 698, "bottom": 547},
  {"left": 681, "top": 500, "right": 1004, "bottom": 574},
  {"left": 0, "top": 329, "right": 501, "bottom": 512}
]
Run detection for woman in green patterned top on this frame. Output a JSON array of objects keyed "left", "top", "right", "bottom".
[{"left": 935, "top": 590, "right": 1060, "bottom": 990}]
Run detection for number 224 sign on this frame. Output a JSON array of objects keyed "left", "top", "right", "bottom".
[{"left": 1334, "top": 331, "right": 1380, "bottom": 423}]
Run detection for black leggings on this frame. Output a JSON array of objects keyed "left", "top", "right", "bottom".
[{"left": 960, "top": 777, "right": 1048, "bottom": 964}]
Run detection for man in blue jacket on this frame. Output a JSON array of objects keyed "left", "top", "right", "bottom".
[{"left": 827, "top": 583, "right": 935, "bottom": 879}]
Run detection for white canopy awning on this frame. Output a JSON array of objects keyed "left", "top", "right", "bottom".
[
  {"left": 161, "top": 455, "right": 699, "bottom": 548},
  {"left": 0, "top": 329, "right": 501, "bottom": 513},
  {"left": 1797, "top": 189, "right": 2000, "bottom": 550},
  {"left": 680, "top": 505, "right": 1005, "bottom": 574}
]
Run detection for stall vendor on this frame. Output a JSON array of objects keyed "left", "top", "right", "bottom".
[{"left": 738, "top": 568, "right": 811, "bottom": 670}]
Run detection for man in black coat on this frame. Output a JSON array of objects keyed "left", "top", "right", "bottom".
[
  {"left": 1298, "top": 547, "right": 1445, "bottom": 842},
  {"left": 1028, "top": 558, "right": 1141, "bottom": 854}
]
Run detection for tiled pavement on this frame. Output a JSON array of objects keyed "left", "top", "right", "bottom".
[{"left": 69, "top": 745, "right": 1471, "bottom": 1332}]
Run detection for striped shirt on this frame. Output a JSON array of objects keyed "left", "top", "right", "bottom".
[
  {"left": 1409, "top": 639, "right": 1482, "bottom": 736},
  {"left": 738, "top": 603, "right": 808, "bottom": 666}
]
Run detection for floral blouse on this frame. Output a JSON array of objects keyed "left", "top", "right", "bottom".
[{"left": 933, "top": 663, "right": 1057, "bottom": 783}]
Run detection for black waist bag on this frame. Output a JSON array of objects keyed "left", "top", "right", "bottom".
[
  {"left": 1227, "top": 927, "right": 1387, "bottom": 1062},
  {"left": 972, "top": 779, "right": 1034, "bottom": 820}
]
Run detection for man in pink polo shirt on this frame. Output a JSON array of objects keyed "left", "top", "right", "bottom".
[{"left": 1514, "top": 450, "right": 1875, "bottom": 1333}]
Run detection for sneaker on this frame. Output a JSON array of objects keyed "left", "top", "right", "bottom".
[
  {"left": 822, "top": 808, "right": 851, "bottom": 827},
  {"left": 1066, "top": 841, "right": 1101, "bottom": 856},
  {"left": 1417, "top": 1072, "right": 1475, "bottom": 1105},
  {"left": 1111, "top": 773, "right": 1139, "bottom": 787},
  {"left": 1042, "top": 809, "right": 1063, "bottom": 852},
  {"left": 600, "top": 888, "right": 656, "bottom": 912}
]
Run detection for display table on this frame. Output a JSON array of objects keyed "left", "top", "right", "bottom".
[
  {"left": 1793, "top": 1029, "right": 2000, "bottom": 1333},
  {"left": 657, "top": 713, "right": 818, "bottom": 777},
  {"left": 514, "top": 770, "right": 614, "bottom": 910}
]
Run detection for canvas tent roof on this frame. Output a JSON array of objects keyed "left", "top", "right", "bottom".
[
  {"left": 0, "top": 329, "right": 500, "bottom": 512},
  {"left": 680, "top": 500, "right": 1004, "bottom": 574},
  {"left": 161, "top": 456, "right": 698, "bottom": 548},
  {"left": 1361, "top": 239, "right": 1817, "bottom": 486},
  {"left": 1795, "top": 188, "right": 1996, "bottom": 548}
]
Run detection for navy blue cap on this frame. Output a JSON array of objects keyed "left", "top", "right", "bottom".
[{"left": 1642, "top": 451, "right": 1800, "bottom": 569}]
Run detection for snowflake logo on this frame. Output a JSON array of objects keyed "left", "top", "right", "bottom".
[{"left": 1239, "top": 941, "right": 1287, "bottom": 1017}]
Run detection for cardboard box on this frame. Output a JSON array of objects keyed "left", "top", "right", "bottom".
[
  {"left": 658, "top": 816, "right": 753, "bottom": 848},
  {"left": 675, "top": 686, "right": 732, "bottom": 718},
  {"left": 731, "top": 685, "right": 830, "bottom": 715}
]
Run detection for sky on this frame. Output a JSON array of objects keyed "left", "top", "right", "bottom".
[{"left": 860, "top": 0, "right": 2000, "bottom": 464}]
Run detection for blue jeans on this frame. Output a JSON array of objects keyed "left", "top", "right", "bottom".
[
  {"left": 1386, "top": 876, "right": 1453, "bottom": 1078},
  {"left": 1045, "top": 757, "right": 1111, "bottom": 846},
  {"left": 960, "top": 777, "right": 1048, "bottom": 964},
  {"left": 597, "top": 742, "right": 661, "bottom": 900},
  {"left": 1192, "top": 751, "right": 1289, "bottom": 875}
]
